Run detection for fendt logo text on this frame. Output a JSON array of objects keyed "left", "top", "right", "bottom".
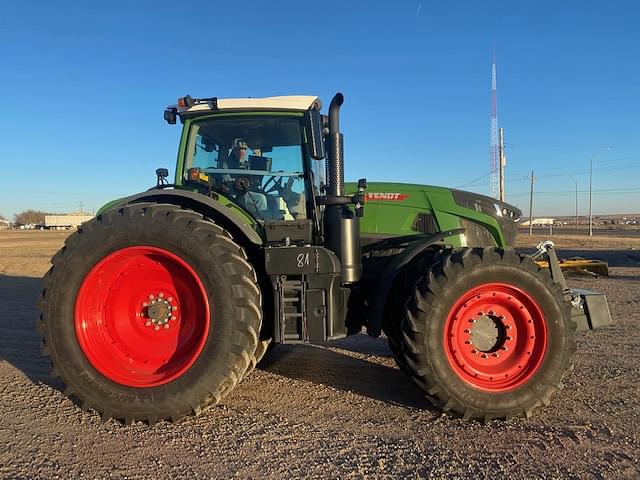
[{"left": 365, "top": 193, "right": 409, "bottom": 201}]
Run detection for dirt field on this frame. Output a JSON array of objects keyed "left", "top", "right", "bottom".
[{"left": 1, "top": 230, "right": 639, "bottom": 479}]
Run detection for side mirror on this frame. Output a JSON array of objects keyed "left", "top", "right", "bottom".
[
  {"left": 164, "top": 107, "right": 177, "bottom": 125},
  {"left": 156, "top": 168, "right": 169, "bottom": 186},
  {"left": 305, "top": 110, "right": 325, "bottom": 160}
]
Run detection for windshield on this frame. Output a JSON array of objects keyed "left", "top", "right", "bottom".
[{"left": 184, "top": 116, "right": 307, "bottom": 221}]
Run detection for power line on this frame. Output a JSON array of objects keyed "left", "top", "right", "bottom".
[
  {"left": 458, "top": 163, "right": 640, "bottom": 189},
  {"left": 0, "top": 188, "right": 129, "bottom": 196},
  {"left": 508, "top": 186, "right": 640, "bottom": 197},
  {"left": 456, "top": 172, "right": 493, "bottom": 188}
]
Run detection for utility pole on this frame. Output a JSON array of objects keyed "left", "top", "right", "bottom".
[
  {"left": 575, "top": 182, "right": 578, "bottom": 230},
  {"left": 570, "top": 177, "right": 578, "bottom": 230},
  {"left": 528, "top": 170, "right": 535, "bottom": 236},
  {"left": 589, "top": 146, "right": 612, "bottom": 237},
  {"left": 588, "top": 157, "right": 593, "bottom": 236},
  {"left": 79, "top": 201, "right": 84, "bottom": 214},
  {"left": 499, "top": 127, "right": 506, "bottom": 202}
]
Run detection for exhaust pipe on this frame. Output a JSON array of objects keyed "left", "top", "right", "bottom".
[
  {"left": 326, "top": 93, "right": 344, "bottom": 197},
  {"left": 323, "top": 93, "right": 361, "bottom": 283}
]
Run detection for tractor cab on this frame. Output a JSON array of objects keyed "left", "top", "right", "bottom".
[
  {"left": 163, "top": 95, "right": 347, "bottom": 249},
  {"left": 182, "top": 116, "right": 308, "bottom": 221}
]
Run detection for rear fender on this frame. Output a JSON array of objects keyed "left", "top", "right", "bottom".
[{"left": 101, "top": 189, "right": 264, "bottom": 246}]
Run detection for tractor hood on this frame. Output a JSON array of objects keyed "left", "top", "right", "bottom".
[{"left": 346, "top": 182, "right": 522, "bottom": 247}]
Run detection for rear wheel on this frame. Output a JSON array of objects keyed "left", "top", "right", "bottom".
[
  {"left": 401, "top": 247, "right": 576, "bottom": 420},
  {"left": 38, "top": 203, "right": 262, "bottom": 424}
]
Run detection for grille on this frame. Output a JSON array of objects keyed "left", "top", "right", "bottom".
[{"left": 411, "top": 213, "right": 438, "bottom": 234}]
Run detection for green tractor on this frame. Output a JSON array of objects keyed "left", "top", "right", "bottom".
[{"left": 38, "top": 93, "right": 612, "bottom": 424}]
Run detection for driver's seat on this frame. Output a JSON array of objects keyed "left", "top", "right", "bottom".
[{"left": 264, "top": 195, "right": 294, "bottom": 220}]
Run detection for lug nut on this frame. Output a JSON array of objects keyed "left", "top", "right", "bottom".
[
  {"left": 158, "top": 292, "right": 164, "bottom": 298},
  {"left": 145, "top": 321, "right": 151, "bottom": 327},
  {"left": 154, "top": 325, "right": 160, "bottom": 331},
  {"left": 167, "top": 297, "right": 173, "bottom": 302},
  {"left": 149, "top": 294, "right": 155, "bottom": 300},
  {"left": 142, "top": 302, "right": 148, "bottom": 307},
  {"left": 171, "top": 316, "right": 176, "bottom": 321},
  {"left": 172, "top": 306, "right": 177, "bottom": 311},
  {"left": 163, "top": 324, "right": 170, "bottom": 329}
]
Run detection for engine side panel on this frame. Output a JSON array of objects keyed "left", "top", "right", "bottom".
[{"left": 346, "top": 181, "right": 521, "bottom": 249}]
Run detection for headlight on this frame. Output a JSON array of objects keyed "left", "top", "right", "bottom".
[{"left": 452, "top": 189, "right": 521, "bottom": 221}]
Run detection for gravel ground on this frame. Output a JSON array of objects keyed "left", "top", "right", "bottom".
[{"left": 1, "top": 231, "right": 639, "bottom": 479}]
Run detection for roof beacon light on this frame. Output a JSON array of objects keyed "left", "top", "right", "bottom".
[{"left": 178, "top": 95, "right": 194, "bottom": 109}]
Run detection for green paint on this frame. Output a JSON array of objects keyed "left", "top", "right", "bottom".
[
  {"left": 96, "top": 198, "right": 123, "bottom": 216},
  {"left": 346, "top": 182, "right": 507, "bottom": 247}
]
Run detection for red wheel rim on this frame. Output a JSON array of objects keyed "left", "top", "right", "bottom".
[
  {"left": 74, "top": 246, "right": 210, "bottom": 387},
  {"left": 444, "top": 283, "right": 548, "bottom": 392}
]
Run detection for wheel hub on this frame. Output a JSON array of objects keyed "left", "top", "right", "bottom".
[
  {"left": 469, "top": 313, "right": 501, "bottom": 352},
  {"left": 142, "top": 293, "right": 178, "bottom": 331}
]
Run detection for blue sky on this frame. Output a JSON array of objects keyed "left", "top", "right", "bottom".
[{"left": 0, "top": 1, "right": 638, "bottom": 219}]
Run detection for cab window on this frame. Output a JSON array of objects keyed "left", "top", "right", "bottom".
[{"left": 184, "top": 116, "right": 308, "bottom": 221}]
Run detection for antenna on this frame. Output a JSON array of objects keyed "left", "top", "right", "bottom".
[{"left": 490, "top": 49, "right": 499, "bottom": 199}]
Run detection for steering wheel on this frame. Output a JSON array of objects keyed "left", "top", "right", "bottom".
[{"left": 263, "top": 175, "right": 284, "bottom": 194}]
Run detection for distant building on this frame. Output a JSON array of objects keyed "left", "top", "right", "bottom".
[
  {"left": 520, "top": 218, "right": 555, "bottom": 227},
  {"left": 0, "top": 219, "right": 10, "bottom": 230},
  {"left": 45, "top": 214, "right": 94, "bottom": 230}
]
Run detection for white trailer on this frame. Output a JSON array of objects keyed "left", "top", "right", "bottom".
[{"left": 45, "top": 214, "right": 94, "bottom": 230}]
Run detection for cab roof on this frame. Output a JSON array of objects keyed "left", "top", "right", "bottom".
[{"left": 180, "top": 95, "right": 322, "bottom": 114}]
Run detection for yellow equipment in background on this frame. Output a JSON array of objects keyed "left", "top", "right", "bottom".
[{"left": 535, "top": 257, "right": 609, "bottom": 276}]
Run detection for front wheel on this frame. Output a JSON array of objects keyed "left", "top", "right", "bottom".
[{"left": 401, "top": 247, "right": 576, "bottom": 421}]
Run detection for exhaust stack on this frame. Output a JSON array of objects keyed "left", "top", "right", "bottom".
[
  {"left": 326, "top": 93, "right": 345, "bottom": 197},
  {"left": 323, "top": 93, "right": 361, "bottom": 283}
]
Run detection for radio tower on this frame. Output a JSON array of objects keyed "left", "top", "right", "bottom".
[{"left": 490, "top": 52, "right": 499, "bottom": 199}]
